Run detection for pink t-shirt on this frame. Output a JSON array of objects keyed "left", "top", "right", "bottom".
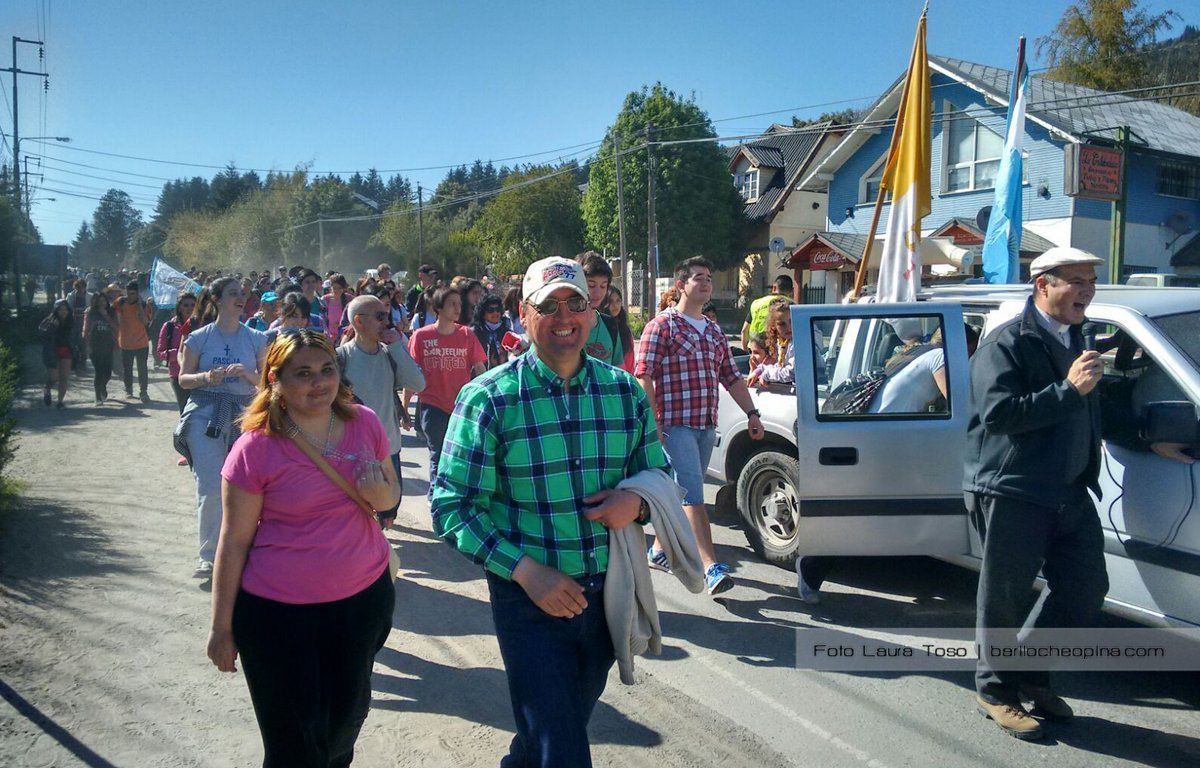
[
  {"left": 408, "top": 324, "right": 486, "bottom": 414},
  {"left": 221, "top": 404, "right": 391, "bottom": 605}
]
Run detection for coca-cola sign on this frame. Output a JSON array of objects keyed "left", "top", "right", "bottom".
[{"left": 810, "top": 249, "right": 847, "bottom": 270}]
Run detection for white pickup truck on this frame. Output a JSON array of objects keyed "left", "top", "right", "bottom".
[{"left": 708, "top": 284, "right": 1200, "bottom": 630}]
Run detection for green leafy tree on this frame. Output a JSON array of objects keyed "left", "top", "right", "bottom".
[
  {"left": 583, "top": 83, "right": 748, "bottom": 271},
  {"left": 792, "top": 108, "right": 864, "bottom": 128},
  {"left": 0, "top": 195, "right": 36, "bottom": 277},
  {"left": 383, "top": 174, "right": 413, "bottom": 207},
  {"left": 69, "top": 221, "right": 95, "bottom": 268},
  {"left": 151, "top": 177, "right": 211, "bottom": 227},
  {"left": 469, "top": 163, "right": 585, "bottom": 276},
  {"left": 1038, "top": 0, "right": 1180, "bottom": 91},
  {"left": 282, "top": 174, "right": 375, "bottom": 272},
  {"left": 90, "top": 189, "right": 144, "bottom": 266},
  {"left": 210, "top": 164, "right": 263, "bottom": 212},
  {"left": 374, "top": 200, "right": 483, "bottom": 277}
]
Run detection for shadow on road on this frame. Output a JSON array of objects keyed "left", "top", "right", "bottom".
[
  {"left": 1048, "top": 715, "right": 1200, "bottom": 766},
  {"left": 0, "top": 680, "right": 120, "bottom": 768},
  {"left": 0, "top": 495, "right": 138, "bottom": 611}
]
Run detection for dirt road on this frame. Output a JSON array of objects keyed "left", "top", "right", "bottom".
[{"left": 0, "top": 363, "right": 790, "bottom": 767}]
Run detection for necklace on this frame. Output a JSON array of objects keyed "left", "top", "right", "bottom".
[{"left": 284, "top": 412, "right": 349, "bottom": 459}]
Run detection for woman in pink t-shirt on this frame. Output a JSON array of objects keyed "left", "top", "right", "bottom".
[
  {"left": 206, "top": 330, "right": 400, "bottom": 766},
  {"left": 406, "top": 287, "right": 486, "bottom": 492},
  {"left": 322, "top": 274, "right": 350, "bottom": 342}
]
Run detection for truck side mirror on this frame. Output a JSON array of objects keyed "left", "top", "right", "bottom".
[{"left": 1143, "top": 401, "right": 1200, "bottom": 444}]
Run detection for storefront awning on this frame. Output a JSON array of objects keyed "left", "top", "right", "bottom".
[{"left": 786, "top": 231, "right": 974, "bottom": 271}]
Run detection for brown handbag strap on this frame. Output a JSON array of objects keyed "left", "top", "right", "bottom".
[{"left": 287, "top": 434, "right": 377, "bottom": 516}]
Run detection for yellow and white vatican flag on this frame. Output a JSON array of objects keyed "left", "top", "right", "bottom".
[{"left": 875, "top": 10, "right": 932, "bottom": 303}]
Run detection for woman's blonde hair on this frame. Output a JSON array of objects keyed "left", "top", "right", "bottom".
[
  {"left": 763, "top": 297, "right": 791, "bottom": 363},
  {"left": 239, "top": 330, "right": 357, "bottom": 436}
]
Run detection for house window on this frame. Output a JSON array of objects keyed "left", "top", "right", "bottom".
[
  {"left": 859, "top": 154, "right": 890, "bottom": 204},
  {"left": 943, "top": 106, "right": 1004, "bottom": 192},
  {"left": 735, "top": 169, "right": 760, "bottom": 201},
  {"left": 1158, "top": 160, "right": 1200, "bottom": 199}
]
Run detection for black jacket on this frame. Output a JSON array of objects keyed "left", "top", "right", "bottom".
[{"left": 962, "top": 298, "right": 1102, "bottom": 507}]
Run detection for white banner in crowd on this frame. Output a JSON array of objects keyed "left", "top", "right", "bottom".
[{"left": 149, "top": 257, "right": 200, "bottom": 309}]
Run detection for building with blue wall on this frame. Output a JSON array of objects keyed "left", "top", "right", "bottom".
[{"left": 789, "top": 55, "right": 1200, "bottom": 299}]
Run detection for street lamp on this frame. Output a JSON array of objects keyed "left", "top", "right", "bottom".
[{"left": 4, "top": 133, "right": 69, "bottom": 203}]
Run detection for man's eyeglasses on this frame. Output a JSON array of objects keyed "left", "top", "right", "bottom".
[{"left": 527, "top": 295, "right": 590, "bottom": 316}]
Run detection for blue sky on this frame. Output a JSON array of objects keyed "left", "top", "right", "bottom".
[{"left": 0, "top": 0, "right": 1189, "bottom": 244}]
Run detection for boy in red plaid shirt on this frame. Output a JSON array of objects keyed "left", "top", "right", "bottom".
[{"left": 635, "top": 257, "right": 765, "bottom": 594}]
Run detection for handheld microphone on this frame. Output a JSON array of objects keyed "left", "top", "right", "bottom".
[{"left": 1081, "top": 322, "right": 1098, "bottom": 352}]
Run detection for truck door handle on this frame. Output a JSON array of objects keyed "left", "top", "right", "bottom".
[{"left": 819, "top": 447, "right": 858, "bottom": 466}]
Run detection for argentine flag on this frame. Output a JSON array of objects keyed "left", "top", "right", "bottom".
[
  {"left": 982, "top": 40, "right": 1030, "bottom": 284},
  {"left": 149, "top": 257, "right": 201, "bottom": 308}
]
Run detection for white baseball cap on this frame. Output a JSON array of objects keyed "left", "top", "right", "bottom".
[
  {"left": 1029, "top": 246, "right": 1104, "bottom": 279},
  {"left": 522, "top": 257, "right": 589, "bottom": 305}
]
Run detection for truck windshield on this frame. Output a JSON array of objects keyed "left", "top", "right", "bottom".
[{"left": 1153, "top": 311, "right": 1200, "bottom": 366}]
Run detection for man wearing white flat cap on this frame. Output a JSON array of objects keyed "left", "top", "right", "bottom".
[{"left": 963, "top": 246, "right": 1109, "bottom": 740}]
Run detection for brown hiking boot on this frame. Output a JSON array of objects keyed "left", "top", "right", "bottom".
[
  {"left": 1020, "top": 685, "right": 1074, "bottom": 722},
  {"left": 976, "top": 697, "right": 1044, "bottom": 740}
]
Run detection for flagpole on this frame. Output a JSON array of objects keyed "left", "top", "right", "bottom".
[{"left": 851, "top": 9, "right": 926, "bottom": 301}]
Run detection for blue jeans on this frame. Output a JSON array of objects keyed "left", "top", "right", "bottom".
[
  {"left": 487, "top": 571, "right": 614, "bottom": 768},
  {"left": 661, "top": 426, "right": 717, "bottom": 506},
  {"left": 187, "top": 413, "right": 232, "bottom": 563},
  {"left": 417, "top": 404, "right": 451, "bottom": 496}
]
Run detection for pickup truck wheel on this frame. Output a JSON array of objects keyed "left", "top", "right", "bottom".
[{"left": 736, "top": 448, "right": 800, "bottom": 567}]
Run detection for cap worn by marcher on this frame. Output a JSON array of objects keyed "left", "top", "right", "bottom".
[
  {"left": 1029, "top": 247, "right": 1104, "bottom": 279},
  {"left": 260, "top": 291, "right": 279, "bottom": 303},
  {"left": 523, "top": 257, "right": 590, "bottom": 305}
]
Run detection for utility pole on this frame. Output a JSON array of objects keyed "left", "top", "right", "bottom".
[
  {"left": 22, "top": 156, "right": 43, "bottom": 217},
  {"left": 645, "top": 122, "right": 658, "bottom": 316},
  {"left": 613, "top": 132, "right": 628, "bottom": 298},
  {"left": 1109, "top": 125, "right": 1131, "bottom": 286},
  {"left": 3, "top": 35, "right": 48, "bottom": 308},
  {"left": 416, "top": 183, "right": 425, "bottom": 263},
  {"left": 317, "top": 214, "right": 325, "bottom": 270}
]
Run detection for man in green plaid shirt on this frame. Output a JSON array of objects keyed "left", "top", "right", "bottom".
[{"left": 432, "top": 256, "right": 669, "bottom": 768}]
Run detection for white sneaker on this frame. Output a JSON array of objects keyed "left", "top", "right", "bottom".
[{"left": 192, "top": 560, "right": 213, "bottom": 579}]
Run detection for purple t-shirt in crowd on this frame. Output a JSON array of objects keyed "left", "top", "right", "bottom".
[{"left": 221, "top": 404, "right": 391, "bottom": 604}]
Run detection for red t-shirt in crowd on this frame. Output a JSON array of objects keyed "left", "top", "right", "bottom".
[
  {"left": 408, "top": 324, "right": 486, "bottom": 414},
  {"left": 221, "top": 404, "right": 391, "bottom": 605}
]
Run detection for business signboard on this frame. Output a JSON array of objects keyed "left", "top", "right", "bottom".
[
  {"left": 1064, "top": 144, "right": 1123, "bottom": 201},
  {"left": 16, "top": 244, "right": 69, "bottom": 276}
]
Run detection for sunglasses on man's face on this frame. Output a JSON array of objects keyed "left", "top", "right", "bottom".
[{"left": 527, "top": 295, "right": 590, "bottom": 316}]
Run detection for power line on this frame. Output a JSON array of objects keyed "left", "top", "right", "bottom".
[
  {"left": 40, "top": 175, "right": 160, "bottom": 198},
  {"left": 281, "top": 154, "right": 594, "bottom": 232},
  {"left": 37, "top": 186, "right": 155, "bottom": 206},
  {"left": 23, "top": 152, "right": 177, "bottom": 180},
  {"left": 36, "top": 161, "right": 163, "bottom": 189},
  {"left": 22, "top": 136, "right": 605, "bottom": 176},
  {"left": 652, "top": 82, "right": 1200, "bottom": 149}
]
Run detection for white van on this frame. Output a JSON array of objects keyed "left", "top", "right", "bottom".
[
  {"left": 709, "top": 284, "right": 1200, "bottom": 630},
  {"left": 1126, "top": 273, "right": 1200, "bottom": 288}
]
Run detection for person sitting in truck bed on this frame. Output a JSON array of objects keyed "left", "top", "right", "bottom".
[{"left": 746, "top": 299, "right": 794, "bottom": 387}]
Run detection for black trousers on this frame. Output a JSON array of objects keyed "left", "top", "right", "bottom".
[
  {"left": 170, "top": 377, "right": 189, "bottom": 414},
  {"left": 91, "top": 348, "right": 114, "bottom": 401},
  {"left": 969, "top": 491, "right": 1108, "bottom": 705},
  {"left": 232, "top": 570, "right": 395, "bottom": 768},
  {"left": 121, "top": 347, "right": 148, "bottom": 395}
]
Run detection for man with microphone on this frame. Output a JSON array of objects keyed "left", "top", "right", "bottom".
[{"left": 963, "top": 247, "right": 1108, "bottom": 740}]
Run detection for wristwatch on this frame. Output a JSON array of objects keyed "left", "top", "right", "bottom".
[
  {"left": 635, "top": 496, "right": 652, "bottom": 526},
  {"left": 746, "top": 409, "right": 762, "bottom": 419}
]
